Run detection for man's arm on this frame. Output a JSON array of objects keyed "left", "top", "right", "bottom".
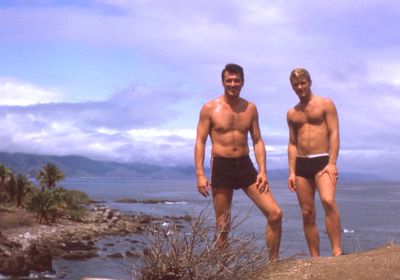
[
  {"left": 249, "top": 105, "right": 268, "bottom": 193},
  {"left": 318, "top": 99, "right": 340, "bottom": 183},
  {"left": 287, "top": 111, "right": 298, "bottom": 192},
  {"left": 194, "top": 104, "right": 212, "bottom": 197}
]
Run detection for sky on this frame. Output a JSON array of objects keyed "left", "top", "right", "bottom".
[{"left": 0, "top": 0, "right": 399, "bottom": 179}]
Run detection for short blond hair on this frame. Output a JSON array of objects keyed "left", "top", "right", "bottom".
[{"left": 290, "top": 68, "right": 311, "bottom": 83}]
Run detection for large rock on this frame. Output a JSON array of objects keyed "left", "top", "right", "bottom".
[
  {"left": 61, "top": 250, "right": 98, "bottom": 260},
  {"left": 0, "top": 242, "right": 53, "bottom": 277},
  {"left": 61, "top": 240, "right": 96, "bottom": 251}
]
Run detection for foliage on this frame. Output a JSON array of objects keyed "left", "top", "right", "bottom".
[
  {"left": 26, "top": 188, "right": 55, "bottom": 224},
  {"left": 136, "top": 210, "right": 268, "bottom": 280},
  {"left": 4, "top": 173, "right": 17, "bottom": 202},
  {"left": 36, "top": 162, "right": 65, "bottom": 190},
  {"left": 1, "top": 161, "right": 89, "bottom": 223},
  {"left": 62, "top": 189, "right": 90, "bottom": 221},
  {"left": 0, "top": 164, "right": 13, "bottom": 202},
  {"left": 26, "top": 186, "right": 89, "bottom": 223},
  {"left": 15, "top": 174, "right": 33, "bottom": 208}
]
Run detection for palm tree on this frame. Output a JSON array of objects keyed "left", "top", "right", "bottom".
[
  {"left": 27, "top": 189, "right": 53, "bottom": 224},
  {"left": 15, "top": 174, "right": 33, "bottom": 208},
  {"left": 0, "top": 164, "right": 13, "bottom": 202},
  {"left": 36, "top": 163, "right": 65, "bottom": 190},
  {"left": 5, "top": 173, "right": 17, "bottom": 202}
]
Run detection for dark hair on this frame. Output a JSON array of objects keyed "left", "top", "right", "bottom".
[{"left": 221, "top": 63, "right": 244, "bottom": 82}]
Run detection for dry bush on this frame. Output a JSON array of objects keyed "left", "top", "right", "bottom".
[
  {"left": 0, "top": 207, "right": 37, "bottom": 229},
  {"left": 136, "top": 209, "right": 268, "bottom": 280}
]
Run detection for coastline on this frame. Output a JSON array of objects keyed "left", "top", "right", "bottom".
[
  {"left": 0, "top": 204, "right": 189, "bottom": 278},
  {"left": 1, "top": 205, "right": 400, "bottom": 279}
]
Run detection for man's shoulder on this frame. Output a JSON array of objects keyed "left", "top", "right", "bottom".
[
  {"left": 286, "top": 107, "right": 297, "bottom": 120},
  {"left": 287, "top": 103, "right": 300, "bottom": 114},
  {"left": 200, "top": 97, "right": 222, "bottom": 116},
  {"left": 313, "top": 95, "right": 336, "bottom": 110},
  {"left": 240, "top": 97, "right": 256, "bottom": 108},
  {"left": 314, "top": 94, "right": 334, "bottom": 103},
  {"left": 203, "top": 97, "right": 221, "bottom": 108}
]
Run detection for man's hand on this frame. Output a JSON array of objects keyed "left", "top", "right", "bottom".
[
  {"left": 256, "top": 173, "right": 270, "bottom": 194},
  {"left": 196, "top": 175, "right": 211, "bottom": 198},
  {"left": 317, "top": 163, "right": 338, "bottom": 185},
  {"left": 288, "top": 173, "right": 296, "bottom": 192}
]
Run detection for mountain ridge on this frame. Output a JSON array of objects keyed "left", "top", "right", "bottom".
[{"left": 0, "top": 152, "right": 386, "bottom": 182}]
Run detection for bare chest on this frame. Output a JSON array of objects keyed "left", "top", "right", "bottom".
[
  {"left": 211, "top": 109, "right": 252, "bottom": 133},
  {"left": 291, "top": 106, "right": 325, "bottom": 128}
]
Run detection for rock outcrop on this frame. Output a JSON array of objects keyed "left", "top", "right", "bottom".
[{"left": 0, "top": 206, "right": 188, "bottom": 277}]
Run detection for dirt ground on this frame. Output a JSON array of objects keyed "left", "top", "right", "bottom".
[{"left": 260, "top": 245, "right": 400, "bottom": 280}]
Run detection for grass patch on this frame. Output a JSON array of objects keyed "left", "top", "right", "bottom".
[{"left": 0, "top": 207, "right": 37, "bottom": 229}]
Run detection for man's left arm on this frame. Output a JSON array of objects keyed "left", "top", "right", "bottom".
[
  {"left": 320, "top": 99, "right": 340, "bottom": 184},
  {"left": 250, "top": 105, "right": 269, "bottom": 193}
]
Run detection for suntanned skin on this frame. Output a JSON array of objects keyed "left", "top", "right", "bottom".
[
  {"left": 287, "top": 71, "right": 342, "bottom": 257},
  {"left": 195, "top": 69, "right": 282, "bottom": 261}
]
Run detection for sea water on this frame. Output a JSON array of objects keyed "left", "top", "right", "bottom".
[{"left": 4, "top": 178, "right": 400, "bottom": 279}]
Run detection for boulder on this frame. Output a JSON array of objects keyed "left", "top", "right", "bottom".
[
  {"left": 61, "top": 250, "right": 98, "bottom": 260},
  {"left": 0, "top": 242, "right": 53, "bottom": 277},
  {"left": 107, "top": 252, "right": 123, "bottom": 258}
]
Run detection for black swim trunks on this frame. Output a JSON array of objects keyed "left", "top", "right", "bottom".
[
  {"left": 211, "top": 155, "right": 258, "bottom": 190},
  {"left": 295, "top": 155, "right": 329, "bottom": 180}
]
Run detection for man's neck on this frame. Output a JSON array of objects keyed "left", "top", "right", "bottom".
[
  {"left": 299, "top": 92, "right": 313, "bottom": 105},
  {"left": 223, "top": 94, "right": 240, "bottom": 106}
]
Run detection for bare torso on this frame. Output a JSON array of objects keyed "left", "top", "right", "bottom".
[
  {"left": 288, "top": 95, "right": 330, "bottom": 155},
  {"left": 206, "top": 96, "right": 255, "bottom": 158}
]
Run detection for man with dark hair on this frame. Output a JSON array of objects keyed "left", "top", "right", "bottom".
[
  {"left": 221, "top": 63, "right": 245, "bottom": 82},
  {"left": 195, "top": 63, "right": 282, "bottom": 261},
  {"left": 287, "top": 68, "right": 342, "bottom": 257}
]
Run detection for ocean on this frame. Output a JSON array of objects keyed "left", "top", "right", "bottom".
[{"left": 3, "top": 178, "right": 400, "bottom": 279}]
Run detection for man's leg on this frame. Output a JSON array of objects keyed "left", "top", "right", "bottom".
[
  {"left": 243, "top": 184, "right": 282, "bottom": 261},
  {"left": 212, "top": 187, "right": 234, "bottom": 249},
  {"left": 315, "top": 174, "right": 342, "bottom": 256},
  {"left": 295, "top": 176, "right": 320, "bottom": 257}
]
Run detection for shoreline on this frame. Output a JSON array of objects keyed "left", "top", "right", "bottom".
[
  {"left": 0, "top": 204, "right": 190, "bottom": 278},
  {"left": 2, "top": 204, "right": 400, "bottom": 279}
]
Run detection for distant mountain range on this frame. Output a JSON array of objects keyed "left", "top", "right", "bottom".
[
  {"left": 0, "top": 152, "right": 199, "bottom": 179},
  {"left": 0, "top": 152, "right": 385, "bottom": 182}
]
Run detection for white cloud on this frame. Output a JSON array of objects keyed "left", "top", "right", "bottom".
[
  {"left": 0, "top": 1, "right": 399, "bottom": 176},
  {"left": 127, "top": 128, "right": 195, "bottom": 139},
  {"left": 0, "top": 78, "right": 64, "bottom": 106}
]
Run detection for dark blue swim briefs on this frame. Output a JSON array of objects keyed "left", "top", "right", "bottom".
[
  {"left": 295, "top": 155, "right": 329, "bottom": 180},
  {"left": 211, "top": 155, "right": 258, "bottom": 190}
]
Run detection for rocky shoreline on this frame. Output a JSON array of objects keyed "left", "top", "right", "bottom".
[{"left": 0, "top": 205, "right": 191, "bottom": 277}]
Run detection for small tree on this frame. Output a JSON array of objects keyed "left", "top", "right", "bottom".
[
  {"left": 15, "top": 174, "right": 33, "bottom": 208},
  {"left": 63, "top": 189, "right": 90, "bottom": 221},
  {"left": 0, "top": 164, "right": 13, "bottom": 202},
  {"left": 36, "top": 163, "right": 65, "bottom": 190},
  {"left": 27, "top": 189, "right": 54, "bottom": 224},
  {"left": 5, "top": 173, "right": 17, "bottom": 203},
  {"left": 48, "top": 187, "right": 69, "bottom": 222}
]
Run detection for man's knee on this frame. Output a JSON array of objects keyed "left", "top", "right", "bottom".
[
  {"left": 301, "top": 208, "right": 316, "bottom": 223},
  {"left": 321, "top": 198, "right": 337, "bottom": 212},
  {"left": 268, "top": 207, "right": 283, "bottom": 225}
]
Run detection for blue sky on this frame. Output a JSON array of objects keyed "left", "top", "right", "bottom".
[{"left": 0, "top": 0, "right": 399, "bottom": 179}]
